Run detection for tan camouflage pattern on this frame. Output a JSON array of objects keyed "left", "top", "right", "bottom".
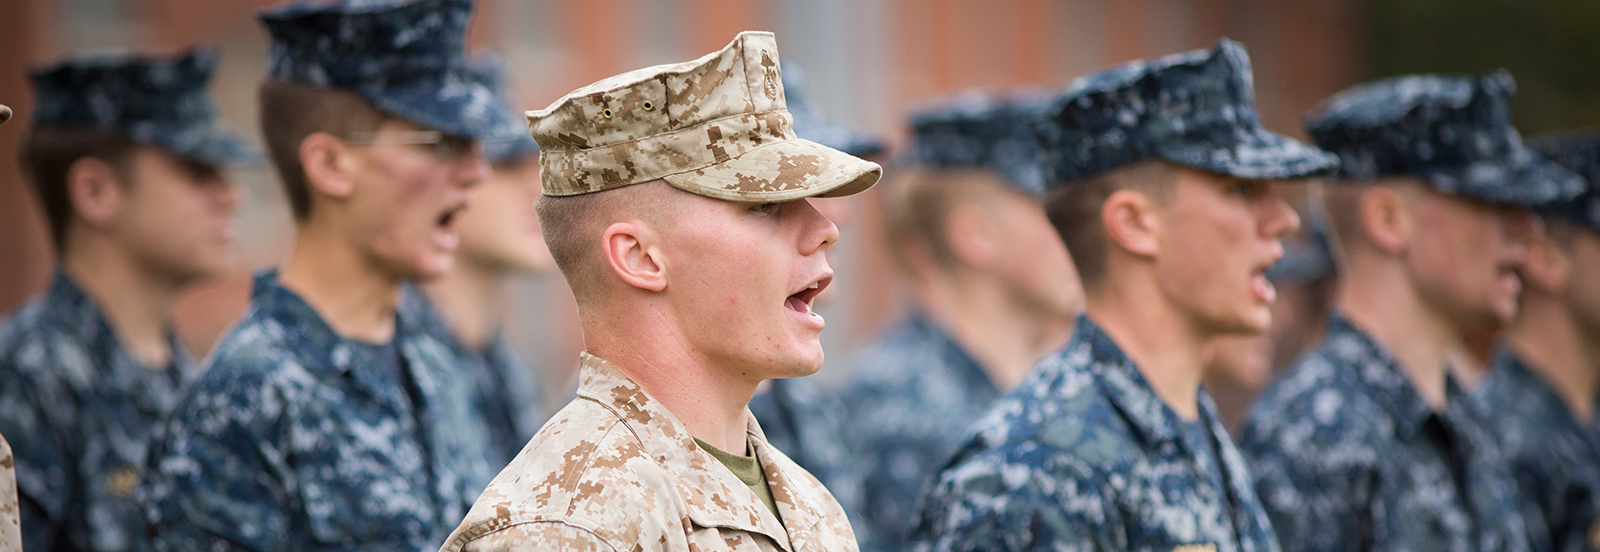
[
  {"left": 439, "top": 352, "right": 860, "bottom": 552},
  {"left": 525, "top": 31, "right": 880, "bottom": 202},
  {"left": 0, "top": 433, "right": 19, "bottom": 552}
]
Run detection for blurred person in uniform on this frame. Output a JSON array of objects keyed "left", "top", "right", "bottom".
[
  {"left": 408, "top": 54, "right": 551, "bottom": 467},
  {"left": 0, "top": 103, "right": 26, "bottom": 552},
  {"left": 912, "top": 39, "right": 1335, "bottom": 551},
  {"left": 1476, "top": 132, "right": 1600, "bottom": 552},
  {"left": 0, "top": 48, "right": 257, "bottom": 552},
  {"left": 745, "top": 61, "right": 887, "bottom": 540},
  {"left": 140, "top": 0, "right": 504, "bottom": 549},
  {"left": 1240, "top": 72, "right": 1581, "bottom": 552},
  {"left": 838, "top": 91, "right": 1081, "bottom": 552},
  {"left": 1205, "top": 216, "right": 1338, "bottom": 432},
  {"left": 440, "top": 31, "right": 879, "bottom": 551}
]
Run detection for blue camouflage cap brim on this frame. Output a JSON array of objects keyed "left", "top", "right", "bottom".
[
  {"left": 366, "top": 69, "right": 503, "bottom": 141},
  {"left": 464, "top": 54, "right": 541, "bottom": 166},
  {"left": 1529, "top": 131, "right": 1600, "bottom": 232},
  {"left": 1157, "top": 125, "right": 1340, "bottom": 181}
]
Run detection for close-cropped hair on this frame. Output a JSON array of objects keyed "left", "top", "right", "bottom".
[
  {"left": 879, "top": 166, "right": 1015, "bottom": 273},
  {"left": 258, "top": 79, "right": 392, "bottom": 220},
  {"left": 535, "top": 180, "right": 682, "bottom": 304},
  {"left": 1041, "top": 160, "right": 1175, "bottom": 291},
  {"left": 20, "top": 128, "right": 142, "bottom": 252}
]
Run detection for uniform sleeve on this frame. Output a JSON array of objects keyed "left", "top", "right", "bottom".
[
  {"left": 1242, "top": 424, "right": 1374, "bottom": 552},
  {"left": 456, "top": 522, "right": 620, "bottom": 552},
  {"left": 141, "top": 365, "right": 298, "bottom": 552},
  {"left": 910, "top": 455, "right": 1116, "bottom": 552}
]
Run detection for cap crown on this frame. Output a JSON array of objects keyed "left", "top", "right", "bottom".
[
  {"left": 1529, "top": 132, "right": 1600, "bottom": 232},
  {"left": 464, "top": 54, "right": 539, "bottom": 165},
  {"left": 908, "top": 91, "right": 1052, "bottom": 194}
]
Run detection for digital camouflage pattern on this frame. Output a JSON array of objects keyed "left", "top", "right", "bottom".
[
  {"left": 1477, "top": 350, "right": 1600, "bottom": 552},
  {"left": 1035, "top": 38, "right": 1336, "bottom": 185},
  {"left": 906, "top": 92, "right": 1053, "bottom": 194},
  {"left": 464, "top": 53, "right": 541, "bottom": 166},
  {"left": 783, "top": 62, "right": 886, "bottom": 158},
  {"left": 401, "top": 285, "right": 547, "bottom": 467},
  {"left": 259, "top": 0, "right": 501, "bottom": 139},
  {"left": 439, "top": 353, "right": 860, "bottom": 552},
  {"left": 0, "top": 272, "right": 197, "bottom": 552},
  {"left": 1306, "top": 72, "right": 1583, "bottom": 206},
  {"left": 141, "top": 271, "right": 498, "bottom": 551},
  {"left": 1240, "top": 315, "right": 1532, "bottom": 552},
  {"left": 911, "top": 315, "right": 1279, "bottom": 552},
  {"left": 28, "top": 46, "right": 258, "bottom": 166},
  {"left": 747, "top": 376, "right": 869, "bottom": 544},
  {"left": 0, "top": 432, "right": 17, "bottom": 552},
  {"left": 1530, "top": 132, "right": 1600, "bottom": 232},
  {"left": 838, "top": 315, "right": 1003, "bottom": 552},
  {"left": 526, "top": 31, "right": 881, "bottom": 201}
]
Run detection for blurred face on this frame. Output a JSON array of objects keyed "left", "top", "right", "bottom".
[
  {"left": 343, "top": 120, "right": 489, "bottom": 280},
  {"left": 660, "top": 193, "right": 840, "bottom": 380},
  {"left": 988, "top": 190, "right": 1083, "bottom": 318},
  {"left": 455, "top": 156, "right": 554, "bottom": 274},
  {"left": 1207, "top": 333, "right": 1274, "bottom": 391},
  {"left": 1155, "top": 169, "right": 1301, "bottom": 335},
  {"left": 1405, "top": 189, "right": 1533, "bottom": 333},
  {"left": 1564, "top": 228, "right": 1600, "bottom": 338},
  {"left": 112, "top": 147, "right": 240, "bottom": 284}
]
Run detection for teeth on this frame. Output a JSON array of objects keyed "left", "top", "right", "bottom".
[{"left": 808, "top": 282, "right": 819, "bottom": 290}]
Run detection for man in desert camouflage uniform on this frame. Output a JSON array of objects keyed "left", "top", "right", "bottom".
[
  {"left": 1241, "top": 72, "right": 1579, "bottom": 552},
  {"left": 911, "top": 40, "right": 1336, "bottom": 552},
  {"left": 440, "top": 31, "right": 880, "bottom": 552},
  {"left": 140, "top": 0, "right": 503, "bottom": 549},
  {"left": 0, "top": 103, "right": 21, "bottom": 552}
]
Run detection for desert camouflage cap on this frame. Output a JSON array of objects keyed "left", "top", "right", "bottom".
[
  {"left": 258, "top": 0, "right": 500, "bottom": 140},
  {"left": 464, "top": 54, "right": 539, "bottom": 166},
  {"left": 907, "top": 91, "right": 1053, "bottom": 195},
  {"left": 526, "top": 31, "right": 882, "bottom": 201},
  {"left": 1307, "top": 72, "right": 1582, "bottom": 206},
  {"left": 28, "top": 47, "right": 259, "bottom": 166},
  {"left": 1529, "top": 131, "right": 1600, "bottom": 232},
  {"left": 784, "top": 62, "right": 886, "bottom": 158},
  {"left": 1037, "top": 38, "right": 1336, "bottom": 186}
]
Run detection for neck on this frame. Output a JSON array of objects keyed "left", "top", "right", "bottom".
[
  {"left": 60, "top": 239, "right": 184, "bottom": 368},
  {"left": 1336, "top": 259, "right": 1458, "bottom": 411},
  {"left": 1084, "top": 277, "right": 1212, "bottom": 421},
  {"left": 918, "top": 271, "right": 1072, "bottom": 392},
  {"left": 1506, "top": 293, "right": 1600, "bottom": 422},
  {"left": 280, "top": 221, "right": 401, "bottom": 343},
  {"left": 583, "top": 300, "right": 754, "bottom": 454},
  {"left": 422, "top": 258, "right": 504, "bottom": 350}
]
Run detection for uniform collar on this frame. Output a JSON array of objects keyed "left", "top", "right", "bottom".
[
  {"left": 1075, "top": 314, "right": 1196, "bottom": 446},
  {"left": 576, "top": 352, "right": 832, "bottom": 552},
  {"left": 1323, "top": 313, "right": 1456, "bottom": 438},
  {"left": 42, "top": 270, "right": 192, "bottom": 413},
  {"left": 907, "top": 313, "right": 1001, "bottom": 396}
]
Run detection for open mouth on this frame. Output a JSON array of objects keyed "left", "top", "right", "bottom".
[
  {"left": 785, "top": 275, "right": 830, "bottom": 317},
  {"left": 1250, "top": 254, "right": 1281, "bottom": 304}
]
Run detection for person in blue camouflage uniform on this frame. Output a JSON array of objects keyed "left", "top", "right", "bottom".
[
  {"left": 409, "top": 54, "right": 549, "bottom": 467},
  {"left": 1241, "top": 72, "right": 1584, "bottom": 552},
  {"left": 0, "top": 47, "right": 256, "bottom": 552},
  {"left": 838, "top": 91, "right": 1083, "bottom": 552},
  {"left": 139, "top": 0, "right": 504, "bottom": 549},
  {"left": 911, "top": 39, "right": 1336, "bottom": 552},
  {"left": 1477, "top": 132, "right": 1600, "bottom": 552}
]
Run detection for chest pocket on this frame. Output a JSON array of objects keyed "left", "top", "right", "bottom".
[{"left": 292, "top": 396, "right": 439, "bottom": 545}]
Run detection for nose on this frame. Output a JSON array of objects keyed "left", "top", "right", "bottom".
[
  {"left": 797, "top": 199, "right": 840, "bottom": 256},
  {"left": 1500, "top": 207, "right": 1538, "bottom": 259},
  {"left": 1260, "top": 187, "right": 1302, "bottom": 238},
  {"left": 212, "top": 176, "right": 243, "bottom": 214}
]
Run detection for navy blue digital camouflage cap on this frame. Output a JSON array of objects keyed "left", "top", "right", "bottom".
[
  {"left": 464, "top": 54, "right": 539, "bottom": 166},
  {"left": 1036, "top": 39, "right": 1336, "bottom": 186},
  {"left": 907, "top": 91, "right": 1053, "bottom": 195},
  {"left": 29, "top": 47, "right": 259, "bottom": 167},
  {"left": 258, "top": 0, "right": 499, "bottom": 139},
  {"left": 783, "top": 63, "right": 886, "bottom": 158},
  {"left": 1306, "top": 72, "right": 1582, "bottom": 206},
  {"left": 1528, "top": 132, "right": 1600, "bottom": 232}
]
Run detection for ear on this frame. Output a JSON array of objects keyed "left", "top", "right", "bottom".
[
  {"left": 1101, "top": 189, "right": 1162, "bottom": 258},
  {"left": 299, "top": 132, "right": 359, "bottom": 200},
  {"left": 1521, "top": 230, "right": 1570, "bottom": 294},
  {"left": 1360, "top": 186, "right": 1411, "bottom": 254},
  {"left": 65, "top": 156, "right": 129, "bottom": 229},
  {"left": 944, "top": 203, "right": 999, "bottom": 268},
  {"left": 602, "top": 221, "right": 667, "bottom": 292}
]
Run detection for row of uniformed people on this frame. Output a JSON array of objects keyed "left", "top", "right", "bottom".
[{"left": 0, "top": 0, "right": 1595, "bottom": 551}]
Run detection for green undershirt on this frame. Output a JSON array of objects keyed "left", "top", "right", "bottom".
[{"left": 694, "top": 437, "right": 782, "bottom": 522}]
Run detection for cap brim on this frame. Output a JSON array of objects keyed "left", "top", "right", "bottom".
[
  {"left": 368, "top": 77, "right": 500, "bottom": 140},
  {"left": 661, "top": 138, "right": 882, "bottom": 202},
  {"left": 150, "top": 125, "right": 264, "bottom": 167},
  {"left": 1158, "top": 127, "right": 1338, "bottom": 180},
  {"left": 1420, "top": 152, "right": 1585, "bottom": 206}
]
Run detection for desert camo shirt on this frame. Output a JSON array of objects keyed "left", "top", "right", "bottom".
[
  {"left": 911, "top": 315, "right": 1279, "bottom": 552},
  {"left": 1240, "top": 314, "right": 1532, "bottom": 552},
  {"left": 439, "top": 352, "right": 860, "bottom": 552},
  {"left": 2, "top": 432, "right": 21, "bottom": 552}
]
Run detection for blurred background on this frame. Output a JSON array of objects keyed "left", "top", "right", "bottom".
[{"left": 2, "top": 0, "right": 1599, "bottom": 403}]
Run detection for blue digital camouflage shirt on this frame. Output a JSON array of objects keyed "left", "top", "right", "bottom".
[
  {"left": 1240, "top": 314, "right": 1532, "bottom": 552},
  {"left": 140, "top": 270, "right": 498, "bottom": 551},
  {"left": 1477, "top": 349, "right": 1600, "bottom": 552},
  {"left": 0, "top": 271, "right": 196, "bottom": 552},
  {"left": 839, "top": 314, "right": 1003, "bottom": 552},
  {"left": 912, "top": 315, "right": 1279, "bottom": 552},
  {"left": 748, "top": 376, "right": 871, "bottom": 546},
  {"left": 400, "top": 286, "right": 547, "bottom": 467}
]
